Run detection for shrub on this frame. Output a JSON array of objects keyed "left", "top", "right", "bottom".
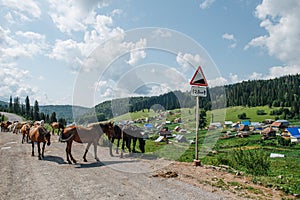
[
  {"left": 256, "top": 110, "right": 266, "bottom": 115},
  {"left": 238, "top": 113, "right": 247, "bottom": 119},
  {"left": 230, "top": 148, "right": 270, "bottom": 176}
]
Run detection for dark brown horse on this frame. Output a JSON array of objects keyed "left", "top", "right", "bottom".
[
  {"left": 109, "top": 124, "right": 146, "bottom": 158},
  {"left": 29, "top": 126, "right": 51, "bottom": 160},
  {"left": 50, "top": 122, "right": 64, "bottom": 135},
  {"left": 60, "top": 122, "right": 114, "bottom": 164}
]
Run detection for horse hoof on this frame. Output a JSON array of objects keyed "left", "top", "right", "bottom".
[
  {"left": 83, "top": 159, "right": 88, "bottom": 162},
  {"left": 38, "top": 157, "right": 42, "bottom": 160}
]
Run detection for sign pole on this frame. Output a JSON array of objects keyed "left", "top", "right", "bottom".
[
  {"left": 190, "top": 66, "right": 207, "bottom": 167},
  {"left": 193, "top": 96, "right": 201, "bottom": 166}
]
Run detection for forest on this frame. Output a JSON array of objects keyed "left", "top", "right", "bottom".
[
  {"left": 88, "top": 74, "right": 300, "bottom": 122},
  {"left": 1, "top": 74, "right": 299, "bottom": 123}
]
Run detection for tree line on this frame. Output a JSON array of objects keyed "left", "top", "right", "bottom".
[
  {"left": 90, "top": 74, "right": 300, "bottom": 121},
  {"left": 0, "top": 95, "right": 66, "bottom": 125}
]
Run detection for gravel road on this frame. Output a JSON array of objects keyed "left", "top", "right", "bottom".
[{"left": 0, "top": 113, "right": 228, "bottom": 200}]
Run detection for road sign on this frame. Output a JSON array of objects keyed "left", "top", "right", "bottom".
[
  {"left": 190, "top": 66, "right": 208, "bottom": 86},
  {"left": 191, "top": 86, "right": 207, "bottom": 97}
]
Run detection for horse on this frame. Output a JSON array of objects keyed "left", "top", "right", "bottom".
[
  {"left": 50, "top": 122, "right": 64, "bottom": 135},
  {"left": 12, "top": 122, "right": 26, "bottom": 134},
  {"left": 21, "top": 123, "right": 31, "bottom": 144},
  {"left": 59, "top": 122, "right": 114, "bottom": 164},
  {"left": 107, "top": 124, "right": 123, "bottom": 156},
  {"left": 118, "top": 124, "right": 146, "bottom": 158},
  {"left": 1, "top": 121, "right": 12, "bottom": 132},
  {"left": 29, "top": 126, "right": 51, "bottom": 160}
]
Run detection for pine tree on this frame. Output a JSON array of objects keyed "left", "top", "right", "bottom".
[
  {"left": 25, "top": 96, "right": 30, "bottom": 118},
  {"left": 33, "top": 100, "right": 40, "bottom": 121},
  {"left": 9, "top": 96, "right": 13, "bottom": 113}
]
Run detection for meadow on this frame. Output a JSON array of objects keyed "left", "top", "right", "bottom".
[{"left": 112, "top": 106, "right": 300, "bottom": 196}]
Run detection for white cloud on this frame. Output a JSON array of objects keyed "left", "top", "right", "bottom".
[
  {"left": 208, "top": 77, "right": 228, "bottom": 87},
  {"left": 0, "top": 64, "right": 35, "bottom": 99},
  {"left": 126, "top": 38, "right": 147, "bottom": 66},
  {"left": 48, "top": 0, "right": 111, "bottom": 34},
  {"left": 222, "top": 33, "right": 237, "bottom": 48},
  {"left": 200, "top": 0, "right": 215, "bottom": 10},
  {"left": 245, "top": 0, "right": 300, "bottom": 76},
  {"left": 0, "top": 26, "right": 48, "bottom": 61},
  {"left": 0, "top": 0, "right": 41, "bottom": 21},
  {"left": 176, "top": 52, "right": 205, "bottom": 70}
]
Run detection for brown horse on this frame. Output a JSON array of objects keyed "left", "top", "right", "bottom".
[
  {"left": 29, "top": 126, "right": 51, "bottom": 160},
  {"left": 21, "top": 123, "right": 31, "bottom": 144},
  {"left": 60, "top": 122, "right": 114, "bottom": 164},
  {"left": 50, "top": 122, "right": 64, "bottom": 135}
]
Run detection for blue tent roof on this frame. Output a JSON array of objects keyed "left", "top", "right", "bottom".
[
  {"left": 287, "top": 127, "right": 300, "bottom": 138},
  {"left": 144, "top": 124, "right": 154, "bottom": 128},
  {"left": 241, "top": 120, "right": 251, "bottom": 126}
]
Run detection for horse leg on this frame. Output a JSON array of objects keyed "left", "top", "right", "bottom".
[
  {"left": 126, "top": 137, "right": 132, "bottom": 154},
  {"left": 121, "top": 135, "right": 125, "bottom": 158},
  {"left": 83, "top": 142, "right": 92, "bottom": 162},
  {"left": 37, "top": 142, "right": 42, "bottom": 160},
  {"left": 93, "top": 142, "right": 100, "bottom": 162},
  {"left": 26, "top": 135, "right": 29, "bottom": 143},
  {"left": 139, "top": 138, "right": 145, "bottom": 153},
  {"left": 31, "top": 141, "right": 35, "bottom": 156},
  {"left": 41, "top": 142, "right": 46, "bottom": 158},
  {"left": 116, "top": 138, "right": 120, "bottom": 154},
  {"left": 22, "top": 134, "right": 24, "bottom": 144},
  {"left": 132, "top": 137, "right": 137, "bottom": 153},
  {"left": 109, "top": 137, "right": 113, "bottom": 157}
]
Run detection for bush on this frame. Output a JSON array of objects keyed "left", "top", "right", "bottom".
[
  {"left": 230, "top": 148, "right": 270, "bottom": 176},
  {"left": 256, "top": 110, "right": 266, "bottom": 115},
  {"left": 238, "top": 113, "right": 247, "bottom": 119}
]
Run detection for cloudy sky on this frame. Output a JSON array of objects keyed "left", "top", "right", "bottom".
[{"left": 0, "top": 0, "right": 299, "bottom": 107}]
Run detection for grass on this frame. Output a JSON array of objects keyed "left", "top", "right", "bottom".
[{"left": 110, "top": 106, "right": 300, "bottom": 195}]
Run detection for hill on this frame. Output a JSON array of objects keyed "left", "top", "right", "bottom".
[
  {"left": 84, "top": 74, "right": 299, "bottom": 123},
  {"left": 40, "top": 105, "right": 89, "bottom": 123}
]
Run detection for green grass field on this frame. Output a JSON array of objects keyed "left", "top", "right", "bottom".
[{"left": 110, "top": 106, "right": 300, "bottom": 195}]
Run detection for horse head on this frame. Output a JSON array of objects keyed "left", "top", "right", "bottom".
[{"left": 45, "top": 131, "right": 51, "bottom": 146}]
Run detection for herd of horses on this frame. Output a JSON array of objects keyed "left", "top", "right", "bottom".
[{"left": 0, "top": 120, "right": 146, "bottom": 163}]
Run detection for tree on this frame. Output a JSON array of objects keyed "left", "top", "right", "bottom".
[
  {"left": 198, "top": 109, "right": 207, "bottom": 130},
  {"left": 50, "top": 112, "right": 57, "bottom": 123},
  {"left": 13, "top": 97, "right": 21, "bottom": 114},
  {"left": 9, "top": 96, "right": 13, "bottom": 113},
  {"left": 238, "top": 113, "right": 247, "bottom": 119},
  {"left": 33, "top": 100, "right": 40, "bottom": 121},
  {"left": 25, "top": 96, "right": 30, "bottom": 118}
]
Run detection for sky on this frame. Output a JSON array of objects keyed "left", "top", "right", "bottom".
[{"left": 0, "top": 0, "right": 299, "bottom": 108}]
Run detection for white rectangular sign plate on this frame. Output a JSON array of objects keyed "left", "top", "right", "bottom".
[{"left": 191, "top": 86, "right": 207, "bottom": 97}]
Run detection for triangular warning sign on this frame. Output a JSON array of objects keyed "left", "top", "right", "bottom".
[{"left": 190, "top": 66, "right": 208, "bottom": 86}]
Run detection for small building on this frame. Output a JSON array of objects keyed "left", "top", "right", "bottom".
[
  {"left": 285, "top": 127, "right": 300, "bottom": 143},
  {"left": 271, "top": 120, "right": 289, "bottom": 129},
  {"left": 224, "top": 121, "right": 233, "bottom": 128},
  {"left": 209, "top": 122, "right": 222, "bottom": 130}
]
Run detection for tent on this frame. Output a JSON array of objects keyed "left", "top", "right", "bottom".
[{"left": 175, "top": 135, "right": 187, "bottom": 143}]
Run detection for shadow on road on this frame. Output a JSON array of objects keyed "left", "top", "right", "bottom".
[
  {"left": 43, "top": 155, "right": 67, "bottom": 164},
  {"left": 76, "top": 159, "right": 137, "bottom": 169}
]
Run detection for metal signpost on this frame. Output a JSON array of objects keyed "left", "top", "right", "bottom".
[{"left": 189, "top": 66, "right": 208, "bottom": 166}]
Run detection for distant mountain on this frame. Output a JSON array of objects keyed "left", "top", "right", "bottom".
[
  {"left": 0, "top": 100, "right": 9, "bottom": 110},
  {"left": 40, "top": 105, "right": 89, "bottom": 123}
]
